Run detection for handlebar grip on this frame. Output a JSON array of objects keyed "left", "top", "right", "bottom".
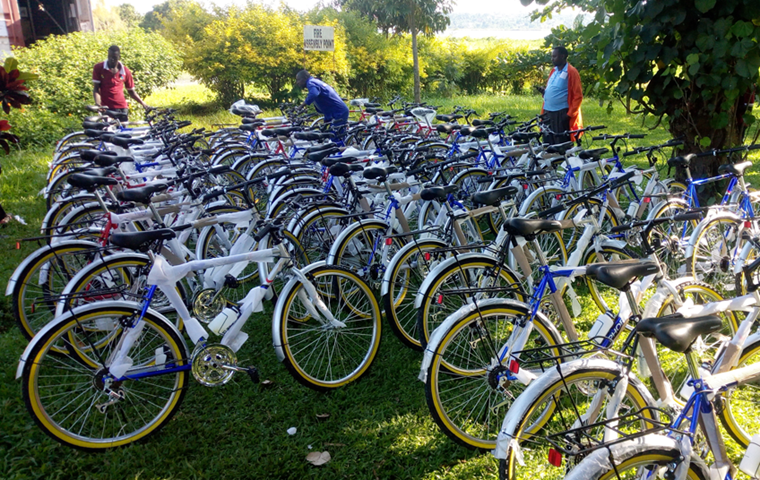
[
  {"left": 629, "top": 134, "right": 646, "bottom": 139},
  {"left": 592, "top": 135, "right": 606, "bottom": 141},
  {"left": 673, "top": 212, "right": 702, "bottom": 222},
  {"left": 609, "top": 170, "right": 636, "bottom": 189},
  {"left": 538, "top": 204, "right": 565, "bottom": 218},
  {"left": 253, "top": 224, "right": 275, "bottom": 242},
  {"left": 623, "top": 150, "right": 639, "bottom": 157},
  {"left": 610, "top": 224, "right": 631, "bottom": 234},
  {"left": 589, "top": 125, "right": 606, "bottom": 131}
]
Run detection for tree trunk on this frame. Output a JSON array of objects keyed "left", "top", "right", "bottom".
[
  {"left": 412, "top": 27, "right": 420, "bottom": 103},
  {"left": 667, "top": 95, "right": 742, "bottom": 202}
]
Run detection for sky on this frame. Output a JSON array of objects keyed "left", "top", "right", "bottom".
[{"left": 104, "top": 0, "right": 542, "bottom": 17}]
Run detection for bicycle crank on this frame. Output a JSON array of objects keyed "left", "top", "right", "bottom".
[{"left": 191, "top": 343, "right": 259, "bottom": 386}]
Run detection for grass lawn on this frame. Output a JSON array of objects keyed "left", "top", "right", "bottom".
[{"left": 0, "top": 84, "right": 757, "bottom": 479}]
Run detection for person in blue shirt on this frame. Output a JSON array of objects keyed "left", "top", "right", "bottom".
[
  {"left": 296, "top": 70, "right": 349, "bottom": 132},
  {"left": 535, "top": 47, "right": 584, "bottom": 145}
]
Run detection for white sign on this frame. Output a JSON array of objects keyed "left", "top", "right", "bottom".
[{"left": 303, "top": 25, "right": 335, "bottom": 52}]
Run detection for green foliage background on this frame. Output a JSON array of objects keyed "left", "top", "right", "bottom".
[{"left": 12, "top": 28, "right": 181, "bottom": 118}]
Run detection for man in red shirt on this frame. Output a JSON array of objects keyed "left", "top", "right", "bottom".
[{"left": 92, "top": 45, "right": 150, "bottom": 121}]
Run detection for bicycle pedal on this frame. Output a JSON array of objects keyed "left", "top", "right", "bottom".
[{"left": 246, "top": 366, "right": 260, "bottom": 384}]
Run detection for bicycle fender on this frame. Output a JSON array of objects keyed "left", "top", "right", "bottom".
[
  {"left": 326, "top": 218, "right": 389, "bottom": 265},
  {"left": 6, "top": 240, "right": 100, "bottom": 296},
  {"left": 599, "top": 237, "right": 628, "bottom": 250},
  {"left": 413, "top": 252, "right": 498, "bottom": 310},
  {"left": 493, "top": 358, "right": 657, "bottom": 460},
  {"left": 564, "top": 435, "right": 708, "bottom": 480},
  {"left": 16, "top": 300, "right": 186, "bottom": 380},
  {"left": 271, "top": 261, "right": 327, "bottom": 362},
  {"left": 644, "top": 197, "right": 688, "bottom": 221},
  {"left": 380, "top": 239, "right": 447, "bottom": 297},
  {"left": 419, "top": 297, "right": 533, "bottom": 383},
  {"left": 684, "top": 211, "right": 743, "bottom": 261},
  {"left": 54, "top": 252, "right": 150, "bottom": 317}
]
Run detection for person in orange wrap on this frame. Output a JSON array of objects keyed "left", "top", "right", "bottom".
[{"left": 536, "top": 46, "right": 583, "bottom": 145}]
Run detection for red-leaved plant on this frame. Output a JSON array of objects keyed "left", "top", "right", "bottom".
[{"left": 0, "top": 57, "right": 37, "bottom": 155}]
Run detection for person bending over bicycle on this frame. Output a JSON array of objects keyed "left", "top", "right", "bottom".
[{"left": 295, "top": 69, "right": 349, "bottom": 137}]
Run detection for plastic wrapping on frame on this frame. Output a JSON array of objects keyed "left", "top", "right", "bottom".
[{"left": 563, "top": 435, "right": 708, "bottom": 480}]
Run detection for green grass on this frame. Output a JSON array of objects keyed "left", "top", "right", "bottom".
[{"left": 0, "top": 83, "right": 758, "bottom": 479}]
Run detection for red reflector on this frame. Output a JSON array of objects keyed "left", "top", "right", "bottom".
[
  {"left": 522, "top": 184, "right": 528, "bottom": 189},
  {"left": 556, "top": 194, "right": 562, "bottom": 200},
  {"left": 643, "top": 197, "right": 651, "bottom": 203},
  {"left": 385, "top": 238, "right": 393, "bottom": 246},
  {"left": 548, "top": 448, "right": 562, "bottom": 467},
  {"left": 437, "top": 294, "right": 444, "bottom": 304},
  {"left": 16, "top": 241, "right": 20, "bottom": 249},
  {"left": 745, "top": 221, "right": 752, "bottom": 228},
  {"left": 424, "top": 252, "right": 431, "bottom": 261},
  {"left": 509, "top": 360, "right": 520, "bottom": 374},
  {"left": 31, "top": 303, "right": 35, "bottom": 314}
]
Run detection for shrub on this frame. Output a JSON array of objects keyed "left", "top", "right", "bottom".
[{"left": 12, "top": 28, "right": 181, "bottom": 117}]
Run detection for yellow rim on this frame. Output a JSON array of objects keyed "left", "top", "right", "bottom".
[
  {"left": 26, "top": 308, "right": 187, "bottom": 449},
  {"left": 428, "top": 305, "right": 562, "bottom": 450},
  {"left": 280, "top": 268, "right": 381, "bottom": 388}
]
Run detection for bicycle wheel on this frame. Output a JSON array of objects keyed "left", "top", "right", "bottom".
[
  {"left": 646, "top": 200, "right": 694, "bottom": 277},
  {"left": 21, "top": 302, "right": 189, "bottom": 450},
  {"left": 10, "top": 241, "right": 103, "bottom": 340},
  {"left": 383, "top": 240, "right": 449, "bottom": 350},
  {"left": 293, "top": 207, "right": 349, "bottom": 264},
  {"left": 424, "top": 301, "right": 563, "bottom": 451},
  {"left": 276, "top": 266, "right": 382, "bottom": 391},
  {"left": 559, "top": 436, "right": 709, "bottom": 480},
  {"left": 498, "top": 360, "right": 657, "bottom": 480},
  {"left": 582, "top": 246, "right": 638, "bottom": 314},
  {"left": 331, "top": 221, "right": 403, "bottom": 284},
  {"left": 716, "top": 336, "right": 760, "bottom": 448},
  {"left": 654, "top": 281, "right": 738, "bottom": 404},
  {"left": 689, "top": 215, "right": 743, "bottom": 295},
  {"left": 416, "top": 256, "right": 526, "bottom": 348}
]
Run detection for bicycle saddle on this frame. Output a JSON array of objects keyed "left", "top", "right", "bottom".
[
  {"left": 110, "top": 228, "right": 177, "bottom": 251},
  {"left": 578, "top": 148, "right": 610, "bottom": 160},
  {"left": 585, "top": 260, "right": 659, "bottom": 291},
  {"left": 470, "top": 128, "right": 495, "bottom": 139},
  {"left": 436, "top": 124, "right": 462, "bottom": 134},
  {"left": 307, "top": 146, "right": 340, "bottom": 162},
  {"left": 322, "top": 157, "right": 359, "bottom": 166},
  {"left": 115, "top": 184, "right": 170, "bottom": 205},
  {"left": 472, "top": 185, "right": 518, "bottom": 206},
  {"left": 718, "top": 160, "right": 752, "bottom": 177},
  {"left": 93, "top": 154, "right": 133, "bottom": 167},
  {"left": 545, "top": 141, "right": 575, "bottom": 155},
  {"left": 66, "top": 173, "right": 118, "bottom": 191},
  {"left": 436, "top": 114, "right": 463, "bottom": 123},
  {"left": 108, "top": 136, "right": 144, "bottom": 148},
  {"left": 420, "top": 184, "right": 459, "bottom": 201},
  {"left": 472, "top": 119, "right": 495, "bottom": 127},
  {"left": 82, "top": 121, "right": 109, "bottom": 130},
  {"left": 363, "top": 166, "right": 397, "bottom": 181},
  {"left": 365, "top": 107, "right": 383, "bottom": 114},
  {"left": 80, "top": 149, "right": 117, "bottom": 162},
  {"left": 84, "top": 128, "right": 107, "bottom": 138},
  {"left": 503, "top": 218, "right": 562, "bottom": 237},
  {"left": 294, "top": 132, "right": 334, "bottom": 141},
  {"left": 512, "top": 131, "right": 541, "bottom": 143},
  {"left": 239, "top": 124, "right": 258, "bottom": 132},
  {"left": 328, "top": 162, "right": 363, "bottom": 177},
  {"left": 241, "top": 118, "right": 265, "bottom": 125},
  {"left": 637, "top": 313, "right": 723, "bottom": 353}
]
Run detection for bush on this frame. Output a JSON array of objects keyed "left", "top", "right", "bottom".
[
  {"left": 12, "top": 28, "right": 181, "bottom": 117},
  {"left": 5, "top": 107, "right": 79, "bottom": 149}
]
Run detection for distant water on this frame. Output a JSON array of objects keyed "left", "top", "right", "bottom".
[{"left": 443, "top": 29, "right": 551, "bottom": 40}]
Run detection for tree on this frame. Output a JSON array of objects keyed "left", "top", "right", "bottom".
[
  {"left": 524, "top": 0, "right": 760, "bottom": 179},
  {"left": 340, "top": 0, "right": 454, "bottom": 102},
  {"left": 167, "top": 4, "right": 348, "bottom": 105},
  {"left": 141, "top": 1, "right": 175, "bottom": 31},
  {"left": 117, "top": 4, "right": 143, "bottom": 28},
  {"left": 92, "top": 0, "right": 126, "bottom": 31}
]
